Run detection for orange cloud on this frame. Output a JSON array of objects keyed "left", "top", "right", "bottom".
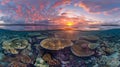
[
  {"left": 76, "top": 2, "right": 101, "bottom": 14},
  {"left": 79, "top": 2, "right": 90, "bottom": 12},
  {"left": 50, "top": 16, "right": 89, "bottom": 26}
]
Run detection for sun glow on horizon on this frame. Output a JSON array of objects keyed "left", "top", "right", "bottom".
[{"left": 67, "top": 22, "right": 74, "bottom": 26}]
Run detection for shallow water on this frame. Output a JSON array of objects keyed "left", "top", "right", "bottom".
[{"left": 0, "top": 29, "right": 120, "bottom": 67}]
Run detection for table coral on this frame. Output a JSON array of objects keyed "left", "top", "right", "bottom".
[
  {"left": 2, "top": 38, "right": 30, "bottom": 54},
  {"left": 40, "top": 38, "right": 73, "bottom": 50},
  {"left": 71, "top": 40, "right": 94, "bottom": 57}
]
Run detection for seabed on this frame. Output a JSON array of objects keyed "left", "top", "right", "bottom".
[{"left": 0, "top": 29, "right": 120, "bottom": 67}]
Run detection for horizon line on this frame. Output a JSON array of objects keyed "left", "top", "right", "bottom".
[
  {"left": 0, "top": 24, "right": 120, "bottom": 26},
  {"left": 0, "top": 24, "right": 67, "bottom": 26}
]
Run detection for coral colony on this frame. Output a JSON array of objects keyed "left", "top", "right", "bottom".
[{"left": 0, "top": 0, "right": 120, "bottom": 67}]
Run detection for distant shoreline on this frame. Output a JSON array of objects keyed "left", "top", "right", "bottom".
[{"left": 0, "top": 28, "right": 120, "bottom": 32}]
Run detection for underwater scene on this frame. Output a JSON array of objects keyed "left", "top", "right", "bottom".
[{"left": 0, "top": 29, "right": 120, "bottom": 67}]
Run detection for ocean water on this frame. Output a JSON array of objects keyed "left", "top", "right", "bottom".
[{"left": 0, "top": 29, "right": 120, "bottom": 67}]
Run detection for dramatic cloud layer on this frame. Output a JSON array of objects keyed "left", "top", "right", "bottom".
[
  {"left": 76, "top": 0, "right": 120, "bottom": 15},
  {"left": 0, "top": 0, "right": 119, "bottom": 30}
]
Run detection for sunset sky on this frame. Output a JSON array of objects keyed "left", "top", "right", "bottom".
[{"left": 0, "top": 0, "right": 120, "bottom": 30}]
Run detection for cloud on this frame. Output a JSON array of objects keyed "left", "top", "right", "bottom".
[
  {"left": 0, "top": 0, "right": 119, "bottom": 30},
  {"left": 0, "top": 0, "right": 66, "bottom": 24},
  {"left": 0, "top": 16, "right": 25, "bottom": 30},
  {"left": 103, "top": 8, "right": 120, "bottom": 15},
  {"left": 0, "top": 0, "right": 72, "bottom": 22},
  {"left": 50, "top": 15, "right": 101, "bottom": 26},
  {"left": 0, "top": 16, "right": 25, "bottom": 24},
  {"left": 75, "top": 0, "right": 120, "bottom": 15},
  {"left": 60, "top": 10, "right": 78, "bottom": 17},
  {"left": 0, "top": 0, "right": 10, "bottom": 5},
  {"left": 0, "top": 0, "right": 108, "bottom": 25},
  {"left": 0, "top": 20, "right": 5, "bottom": 28},
  {"left": 52, "top": 0, "right": 71, "bottom": 8}
]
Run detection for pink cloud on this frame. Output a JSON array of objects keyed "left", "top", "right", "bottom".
[
  {"left": 75, "top": 0, "right": 120, "bottom": 15},
  {"left": 52, "top": 0, "right": 71, "bottom": 8},
  {"left": 103, "top": 8, "right": 120, "bottom": 15},
  {"left": 0, "top": 0, "right": 10, "bottom": 5},
  {"left": 0, "top": 0, "right": 73, "bottom": 24},
  {"left": 5, "top": 0, "right": 59, "bottom": 23},
  {"left": 15, "top": 5, "right": 23, "bottom": 17}
]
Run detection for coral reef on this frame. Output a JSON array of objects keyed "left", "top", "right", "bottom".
[
  {"left": 88, "top": 43, "right": 99, "bottom": 49},
  {"left": 16, "top": 54, "right": 32, "bottom": 64},
  {"left": 8, "top": 61, "right": 27, "bottom": 67},
  {"left": 97, "top": 41, "right": 115, "bottom": 55},
  {"left": 1, "top": 30, "right": 120, "bottom": 67},
  {"left": 42, "top": 53, "right": 52, "bottom": 61},
  {"left": 80, "top": 35, "right": 99, "bottom": 43},
  {"left": 2, "top": 38, "right": 30, "bottom": 54},
  {"left": 71, "top": 40, "right": 95, "bottom": 57},
  {"left": 96, "top": 53, "right": 120, "bottom": 67},
  {"left": 34, "top": 57, "right": 49, "bottom": 67},
  {"left": 40, "top": 38, "right": 73, "bottom": 50},
  {"left": 42, "top": 53, "right": 61, "bottom": 67}
]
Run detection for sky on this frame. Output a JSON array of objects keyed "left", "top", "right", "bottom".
[{"left": 0, "top": 0, "right": 120, "bottom": 30}]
